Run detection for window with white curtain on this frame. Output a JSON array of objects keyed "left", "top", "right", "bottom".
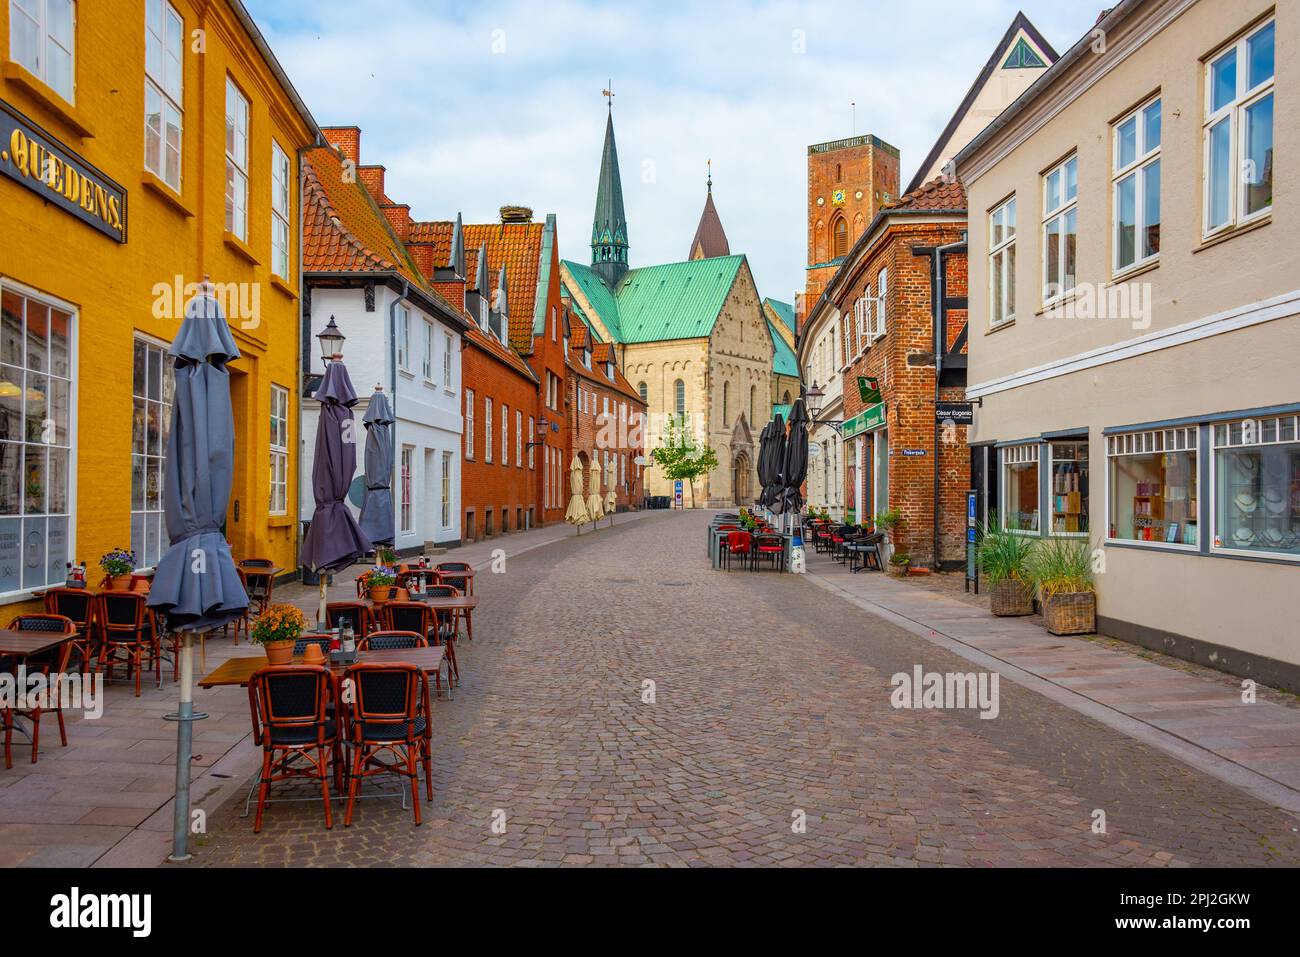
[
  {"left": 269, "top": 384, "right": 288, "bottom": 515},
  {"left": 144, "top": 0, "right": 183, "bottom": 191}
]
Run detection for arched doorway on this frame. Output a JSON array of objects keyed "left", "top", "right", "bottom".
[{"left": 732, "top": 452, "right": 751, "bottom": 505}]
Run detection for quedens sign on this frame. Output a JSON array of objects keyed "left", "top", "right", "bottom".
[{"left": 0, "top": 100, "right": 127, "bottom": 242}]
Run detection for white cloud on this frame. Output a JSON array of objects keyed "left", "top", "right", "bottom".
[{"left": 246, "top": 0, "right": 1099, "bottom": 304}]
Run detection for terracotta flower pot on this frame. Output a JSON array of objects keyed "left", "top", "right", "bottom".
[
  {"left": 989, "top": 578, "right": 1034, "bottom": 616},
  {"left": 369, "top": 584, "right": 394, "bottom": 603},
  {"left": 263, "top": 639, "right": 295, "bottom": 665},
  {"left": 109, "top": 574, "right": 133, "bottom": 590}
]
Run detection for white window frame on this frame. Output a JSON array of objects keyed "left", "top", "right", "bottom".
[
  {"left": 1202, "top": 19, "right": 1275, "bottom": 237},
  {"left": 1042, "top": 155, "right": 1078, "bottom": 305},
  {"left": 396, "top": 304, "right": 410, "bottom": 371},
  {"left": 464, "top": 388, "right": 475, "bottom": 460},
  {"left": 131, "top": 333, "right": 169, "bottom": 570},
  {"left": 515, "top": 409, "right": 522, "bottom": 469},
  {"left": 399, "top": 445, "right": 413, "bottom": 533},
  {"left": 10, "top": 0, "right": 75, "bottom": 103},
  {"left": 1112, "top": 96, "right": 1161, "bottom": 276},
  {"left": 270, "top": 141, "right": 291, "bottom": 279},
  {"left": 440, "top": 450, "right": 452, "bottom": 529},
  {"left": 484, "top": 397, "right": 493, "bottom": 463},
  {"left": 873, "top": 268, "right": 888, "bottom": 339},
  {"left": 442, "top": 331, "right": 453, "bottom": 387},
  {"left": 144, "top": 0, "right": 183, "bottom": 193},
  {"left": 501, "top": 403, "right": 509, "bottom": 466},
  {"left": 1001, "top": 442, "right": 1040, "bottom": 536},
  {"left": 1210, "top": 413, "right": 1300, "bottom": 562},
  {"left": 528, "top": 416, "right": 535, "bottom": 469},
  {"left": 224, "top": 77, "right": 249, "bottom": 241},
  {"left": 989, "top": 195, "right": 1017, "bottom": 326},
  {"left": 1105, "top": 427, "right": 1198, "bottom": 551},
  {"left": 269, "top": 383, "right": 289, "bottom": 515},
  {"left": 1048, "top": 440, "right": 1089, "bottom": 538},
  {"left": 421, "top": 318, "right": 434, "bottom": 381}
]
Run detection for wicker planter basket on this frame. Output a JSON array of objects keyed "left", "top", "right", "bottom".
[
  {"left": 1043, "top": 591, "right": 1096, "bottom": 635},
  {"left": 989, "top": 578, "right": 1034, "bottom": 617}
]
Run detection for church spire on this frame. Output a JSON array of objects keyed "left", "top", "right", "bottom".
[
  {"left": 591, "top": 90, "right": 629, "bottom": 290},
  {"left": 689, "top": 160, "right": 730, "bottom": 261}
]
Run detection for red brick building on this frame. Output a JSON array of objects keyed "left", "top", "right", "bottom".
[
  {"left": 799, "top": 134, "right": 900, "bottom": 334},
  {"left": 826, "top": 178, "right": 970, "bottom": 568},
  {"left": 565, "top": 319, "right": 647, "bottom": 511}
]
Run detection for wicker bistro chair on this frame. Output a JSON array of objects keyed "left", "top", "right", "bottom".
[
  {"left": 358, "top": 631, "right": 427, "bottom": 651},
  {"left": 96, "top": 591, "right": 160, "bottom": 697},
  {"left": 434, "top": 562, "right": 472, "bottom": 597},
  {"left": 341, "top": 663, "right": 432, "bottom": 827},
  {"left": 294, "top": 633, "right": 336, "bottom": 656},
  {"left": 241, "top": 559, "right": 276, "bottom": 618},
  {"left": 421, "top": 586, "right": 461, "bottom": 684},
  {"left": 326, "top": 601, "right": 373, "bottom": 637},
  {"left": 246, "top": 666, "right": 341, "bottom": 833},
  {"left": 381, "top": 602, "right": 434, "bottom": 642},
  {"left": 43, "top": 587, "right": 97, "bottom": 674},
  {"left": 2, "top": 615, "right": 75, "bottom": 769}
]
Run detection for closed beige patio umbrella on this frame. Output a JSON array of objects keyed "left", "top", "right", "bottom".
[
  {"left": 586, "top": 458, "right": 605, "bottom": 522},
  {"left": 604, "top": 455, "right": 617, "bottom": 517},
  {"left": 565, "top": 456, "right": 591, "bottom": 528}
]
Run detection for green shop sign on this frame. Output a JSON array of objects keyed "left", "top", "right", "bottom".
[{"left": 840, "top": 402, "right": 885, "bottom": 438}]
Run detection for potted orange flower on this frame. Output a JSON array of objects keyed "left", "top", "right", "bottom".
[{"left": 251, "top": 603, "right": 307, "bottom": 665}]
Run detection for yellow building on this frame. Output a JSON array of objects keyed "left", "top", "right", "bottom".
[{"left": 0, "top": 0, "right": 319, "bottom": 608}]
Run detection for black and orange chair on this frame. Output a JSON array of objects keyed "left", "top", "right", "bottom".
[
  {"left": 43, "top": 587, "right": 97, "bottom": 674},
  {"left": 342, "top": 662, "right": 431, "bottom": 826},
  {"left": 2, "top": 614, "right": 74, "bottom": 769},
  {"left": 96, "top": 591, "right": 156, "bottom": 697},
  {"left": 247, "top": 666, "right": 341, "bottom": 833},
  {"left": 325, "top": 601, "right": 372, "bottom": 637},
  {"left": 357, "top": 630, "right": 426, "bottom": 651}
]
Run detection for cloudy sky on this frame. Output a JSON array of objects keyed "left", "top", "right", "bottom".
[{"left": 245, "top": 0, "right": 1101, "bottom": 304}]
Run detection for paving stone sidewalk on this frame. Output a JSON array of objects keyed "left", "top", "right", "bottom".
[
  {"left": 805, "top": 549, "right": 1300, "bottom": 813},
  {"left": 0, "top": 510, "right": 659, "bottom": 867}
]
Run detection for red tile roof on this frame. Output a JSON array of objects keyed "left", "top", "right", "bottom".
[
  {"left": 885, "top": 176, "right": 966, "bottom": 212},
  {"left": 302, "top": 146, "right": 452, "bottom": 310},
  {"left": 410, "top": 220, "right": 545, "bottom": 354},
  {"left": 465, "top": 325, "right": 538, "bottom": 383}
]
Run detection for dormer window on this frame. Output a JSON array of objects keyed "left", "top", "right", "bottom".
[
  {"left": 478, "top": 295, "right": 488, "bottom": 330},
  {"left": 583, "top": 348, "right": 591, "bottom": 369},
  {"left": 605, "top": 360, "right": 614, "bottom": 379}
]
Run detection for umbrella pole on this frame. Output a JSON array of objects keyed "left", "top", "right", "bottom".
[
  {"left": 318, "top": 576, "right": 328, "bottom": 627},
  {"left": 167, "top": 631, "right": 206, "bottom": 862}
]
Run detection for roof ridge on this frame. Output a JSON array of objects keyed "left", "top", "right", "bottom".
[{"left": 304, "top": 156, "right": 395, "bottom": 274}]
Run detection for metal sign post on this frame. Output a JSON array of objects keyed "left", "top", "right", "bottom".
[{"left": 965, "top": 489, "right": 981, "bottom": 594}]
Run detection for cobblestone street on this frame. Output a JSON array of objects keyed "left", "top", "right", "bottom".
[{"left": 194, "top": 511, "right": 1300, "bottom": 867}]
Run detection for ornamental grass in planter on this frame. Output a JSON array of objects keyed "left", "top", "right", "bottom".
[
  {"left": 975, "top": 515, "right": 1035, "bottom": 616},
  {"left": 1031, "top": 536, "right": 1096, "bottom": 635}
]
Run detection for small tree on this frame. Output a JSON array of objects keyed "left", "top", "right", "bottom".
[{"left": 652, "top": 415, "right": 719, "bottom": 508}]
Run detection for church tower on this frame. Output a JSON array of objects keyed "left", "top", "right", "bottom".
[
  {"left": 688, "top": 162, "right": 730, "bottom": 260},
  {"left": 591, "top": 104, "right": 629, "bottom": 290}
]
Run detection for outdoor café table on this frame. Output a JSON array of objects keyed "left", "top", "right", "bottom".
[
  {"left": 197, "top": 645, "right": 448, "bottom": 691},
  {"left": 0, "top": 629, "right": 75, "bottom": 740},
  {"left": 362, "top": 593, "right": 479, "bottom": 641},
  {"left": 434, "top": 567, "right": 475, "bottom": 595}
]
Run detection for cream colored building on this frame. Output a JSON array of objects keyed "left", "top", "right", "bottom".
[{"left": 955, "top": 0, "right": 1299, "bottom": 689}]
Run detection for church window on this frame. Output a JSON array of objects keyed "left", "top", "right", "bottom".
[
  {"left": 638, "top": 381, "right": 647, "bottom": 403},
  {"left": 722, "top": 381, "right": 730, "bottom": 426},
  {"left": 749, "top": 385, "right": 756, "bottom": 424},
  {"left": 674, "top": 378, "right": 685, "bottom": 418},
  {"left": 833, "top": 217, "right": 849, "bottom": 258}
]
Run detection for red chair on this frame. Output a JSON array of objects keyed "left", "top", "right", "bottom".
[
  {"left": 247, "top": 666, "right": 341, "bottom": 833},
  {"left": 724, "top": 530, "right": 753, "bottom": 570},
  {"left": 342, "top": 663, "right": 432, "bottom": 826},
  {"left": 755, "top": 534, "right": 785, "bottom": 571}
]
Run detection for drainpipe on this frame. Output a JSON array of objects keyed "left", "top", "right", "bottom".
[
  {"left": 926, "top": 239, "right": 965, "bottom": 571},
  {"left": 389, "top": 280, "right": 410, "bottom": 550}
]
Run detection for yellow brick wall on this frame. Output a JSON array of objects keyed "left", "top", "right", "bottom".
[{"left": 0, "top": 0, "right": 314, "bottom": 611}]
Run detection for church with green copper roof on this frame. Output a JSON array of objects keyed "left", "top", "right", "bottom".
[{"left": 561, "top": 104, "right": 786, "bottom": 507}]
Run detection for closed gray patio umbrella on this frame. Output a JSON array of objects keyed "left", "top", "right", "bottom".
[
  {"left": 146, "top": 285, "right": 249, "bottom": 863},
  {"left": 761, "top": 413, "right": 787, "bottom": 511},
  {"left": 358, "top": 386, "right": 395, "bottom": 547},
  {"left": 301, "top": 359, "right": 372, "bottom": 622},
  {"left": 778, "top": 399, "right": 809, "bottom": 517}
]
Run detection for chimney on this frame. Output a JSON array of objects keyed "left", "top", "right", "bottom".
[
  {"left": 359, "top": 165, "right": 386, "bottom": 202},
  {"left": 382, "top": 203, "right": 411, "bottom": 242},
  {"left": 499, "top": 205, "right": 533, "bottom": 224},
  {"left": 322, "top": 126, "right": 361, "bottom": 165}
]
